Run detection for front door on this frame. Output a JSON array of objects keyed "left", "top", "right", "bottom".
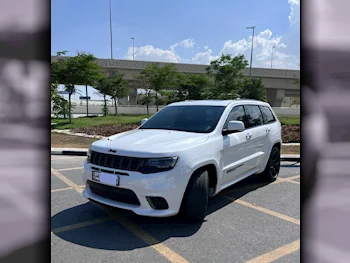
[
  {"left": 242, "top": 105, "right": 268, "bottom": 171},
  {"left": 221, "top": 105, "right": 253, "bottom": 185}
]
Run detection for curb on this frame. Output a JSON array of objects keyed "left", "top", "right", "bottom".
[{"left": 51, "top": 148, "right": 300, "bottom": 162}]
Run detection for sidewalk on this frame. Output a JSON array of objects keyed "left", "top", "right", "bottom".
[{"left": 51, "top": 147, "right": 300, "bottom": 162}]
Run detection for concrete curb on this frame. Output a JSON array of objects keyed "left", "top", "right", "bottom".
[{"left": 51, "top": 148, "right": 300, "bottom": 162}]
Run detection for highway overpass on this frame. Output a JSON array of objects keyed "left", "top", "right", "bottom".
[{"left": 51, "top": 56, "right": 300, "bottom": 107}]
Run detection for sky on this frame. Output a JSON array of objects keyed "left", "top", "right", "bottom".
[{"left": 51, "top": 0, "right": 300, "bottom": 101}]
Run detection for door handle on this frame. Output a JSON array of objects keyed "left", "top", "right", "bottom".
[
  {"left": 266, "top": 128, "right": 270, "bottom": 133},
  {"left": 246, "top": 133, "right": 252, "bottom": 139}
]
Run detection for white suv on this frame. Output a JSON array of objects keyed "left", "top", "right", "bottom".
[{"left": 82, "top": 99, "right": 282, "bottom": 223}]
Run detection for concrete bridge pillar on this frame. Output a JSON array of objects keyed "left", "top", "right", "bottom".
[
  {"left": 266, "top": 88, "right": 285, "bottom": 107},
  {"left": 129, "top": 87, "right": 137, "bottom": 105}
]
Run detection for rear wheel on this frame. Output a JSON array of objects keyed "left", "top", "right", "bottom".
[
  {"left": 258, "top": 146, "right": 281, "bottom": 182},
  {"left": 180, "top": 169, "right": 209, "bottom": 223}
]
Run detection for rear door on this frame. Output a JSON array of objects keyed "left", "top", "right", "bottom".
[
  {"left": 242, "top": 105, "right": 267, "bottom": 171},
  {"left": 221, "top": 105, "right": 252, "bottom": 184},
  {"left": 260, "top": 105, "right": 279, "bottom": 152}
]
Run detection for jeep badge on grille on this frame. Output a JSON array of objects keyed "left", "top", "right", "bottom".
[{"left": 108, "top": 149, "right": 117, "bottom": 153}]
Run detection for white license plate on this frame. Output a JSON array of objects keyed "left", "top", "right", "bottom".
[{"left": 92, "top": 171, "right": 119, "bottom": 186}]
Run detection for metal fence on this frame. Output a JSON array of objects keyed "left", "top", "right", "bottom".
[{"left": 51, "top": 105, "right": 300, "bottom": 117}]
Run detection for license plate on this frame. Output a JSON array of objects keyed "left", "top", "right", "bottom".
[{"left": 92, "top": 171, "right": 119, "bottom": 186}]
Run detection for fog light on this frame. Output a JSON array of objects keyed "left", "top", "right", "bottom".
[{"left": 92, "top": 171, "right": 100, "bottom": 182}]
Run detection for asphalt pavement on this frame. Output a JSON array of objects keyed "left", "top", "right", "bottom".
[{"left": 51, "top": 155, "right": 300, "bottom": 263}]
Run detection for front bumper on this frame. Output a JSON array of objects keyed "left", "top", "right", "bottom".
[{"left": 81, "top": 160, "right": 190, "bottom": 217}]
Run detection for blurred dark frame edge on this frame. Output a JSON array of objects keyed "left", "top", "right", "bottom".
[
  {"left": 0, "top": 0, "right": 51, "bottom": 262},
  {"left": 299, "top": 1, "right": 304, "bottom": 262}
]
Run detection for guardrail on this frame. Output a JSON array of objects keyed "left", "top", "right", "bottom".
[{"left": 51, "top": 105, "right": 300, "bottom": 116}]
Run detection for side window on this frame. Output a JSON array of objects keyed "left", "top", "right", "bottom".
[
  {"left": 260, "top": 106, "right": 276, "bottom": 124},
  {"left": 223, "top": 105, "right": 246, "bottom": 130},
  {"left": 244, "top": 105, "right": 264, "bottom": 128}
]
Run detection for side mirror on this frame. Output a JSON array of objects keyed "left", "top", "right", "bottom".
[
  {"left": 222, "top": 121, "right": 245, "bottom": 135},
  {"left": 141, "top": 118, "right": 148, "bottom": 126}
]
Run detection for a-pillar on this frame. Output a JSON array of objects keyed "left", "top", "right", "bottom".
[{"left": 266, "top": 88, "right": 285, "bottom": 107}]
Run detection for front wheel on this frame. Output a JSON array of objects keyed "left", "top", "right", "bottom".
[
  {"left": 258, "top": 146, "right": 281, "bottom": 182},
  {"left": 180, "top": 169, "right": 209, "bottom": 223}
]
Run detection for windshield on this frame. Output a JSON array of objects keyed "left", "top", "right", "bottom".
[{"left": 140, "top": 105, "right": 226, "bottom": 133}]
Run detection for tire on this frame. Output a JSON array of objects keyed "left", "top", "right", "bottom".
[
  {"left": 180, "top": 169, "right": 209, "bottom": 223},
  {"left": 258, "top": 146, "right": 281, "bottom": 182}
]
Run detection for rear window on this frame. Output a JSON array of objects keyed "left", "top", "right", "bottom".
[
  {"left": 260, "top": 106, "right": 276, "bottom": 124},
  {"left": 244, "top": 105, "right": 264, "bottom": 128}
]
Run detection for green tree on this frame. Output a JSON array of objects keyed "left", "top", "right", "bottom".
[
  {"left": 238, "top": 78, "right": 266, "bottom": 101},
  {"left": 139, "top": 89, "right": 154, "bottom": 114},
  {"left": 160, "top": 90, "right": 177, "bottom": 104},
  {"left": 51, "top": 51, "right": 81, "bottom": 123},
  {"left": 95, "top": 77, "right": 111, "bottom": 116},
  {"left": 136, "top": 63, "right": 178, "bottom": 111},
  {"left": 106, "top": 72, "right": 129, "bottom": 115},
  {"left": 50, "top": 82, "right": 68, "bottom": 118},
  {"left": 206, "top": 54, "right": 248, "bottom": 99},
  {"left": 75, "top": 52, "right": 104, "bottom": 116},
  {"left": 177, "top": 73, "right": 210, "bottom": 101}
]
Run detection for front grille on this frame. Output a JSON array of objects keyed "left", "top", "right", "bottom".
[
  {"left": 87, "top": 180, "right": 140, "bottom": 206},
  {"left": 90, "top": 151, "right": 145, "bottom": 171}
]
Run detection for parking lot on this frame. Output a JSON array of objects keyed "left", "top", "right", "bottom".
[{"left": 51, "top": 155, "right": 300, "bottom": 263}]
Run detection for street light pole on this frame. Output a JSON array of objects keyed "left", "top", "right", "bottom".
[
  {"left": 132, "top": 37, "right": 135, "bottom": 60},
  {"left": 109, "top": 0, "right": 113, "bottom": 59},
  {"left": 246, "top": 26, "right": 255, "bottom": 79},
  {"left": 271, "top": 46, "right": 275, "bottom": 68}
]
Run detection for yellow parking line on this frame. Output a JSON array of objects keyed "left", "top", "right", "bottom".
[
  {"left": 51, "top": 167, "right": 189, "bottom": 263},
  {"left": 51, "top": 187, "right": 73, "bottom": 193},
  {"left": 224, "top": 197, "right": 300, "bottom": 225},
  {"left": 246, "top": 239, "right": 300, "bottom": 263},
  {"left": 51, "top": 168, "right": 83, "bottom": 194},
  {"left": 286, "top": 175, "right": 300, "bottom": 180},
  {"left": 274, "top": 175, "right": 300, "bottom": 185},
  {"left": 51, "top": 217, "right": 113, "bottom": 234},
  {"left": 56, "top": 167, "right": 84, "bottom": 172}
]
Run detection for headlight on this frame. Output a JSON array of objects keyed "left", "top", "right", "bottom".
[{"left": 139, "top": 157, "right": 178, "bottom": 174}]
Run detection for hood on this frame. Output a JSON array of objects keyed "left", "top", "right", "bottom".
[{"left": 91, "top": 129, "right": 209, "bottom": 157}]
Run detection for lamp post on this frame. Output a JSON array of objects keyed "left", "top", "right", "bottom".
[
  {"left": 131, "top": 37, "right": 135, "bottom": 60},
  {"left": 246, "top": 26, "right": 256, "bottom": 79},
  {"left": 109, "top": 0, "right": 113, "bottom": 59},
  {"left": 271, "top": 46, "right": 276, "bottom": 68}
]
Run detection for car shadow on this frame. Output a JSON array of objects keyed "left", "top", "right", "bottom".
[{"left": 51, "top": 174, "right": 270, "bottom": 251}]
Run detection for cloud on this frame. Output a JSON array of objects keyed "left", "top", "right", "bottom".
[
  {"left": 192, "top": 49, "right": 219, "bottom": 64},
  {"left": 170, "top": 38, "right": 195, "bottom": 51},
  {"left": 124, "top": 45, "right": 180, "bottom": 63},
  {"left": 288, "top": 0, "right": 300, "bottom": 25},
  {"left": 123, "top": 1, "right": 300, "bottom": 69}
]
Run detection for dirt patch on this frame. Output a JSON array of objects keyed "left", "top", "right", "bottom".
[
  {"left": 72, "top": 124, "right": 300, "bottom": 143},
  {"left": 72, "top": 124, "right": 139, "bottom": 137},
  {"left": 281, "top": 125, "right": 300, "bottom": 143},
  {"left": 51, "top": 133, "right": 97, "bottom": 148}
]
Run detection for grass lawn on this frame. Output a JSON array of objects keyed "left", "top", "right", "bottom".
[
  {"left": 52, "top": 115, "right": 300, "bottom": 130},
  {"left": 278, "top": 116, "right": 300, "bottom": 126}
]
